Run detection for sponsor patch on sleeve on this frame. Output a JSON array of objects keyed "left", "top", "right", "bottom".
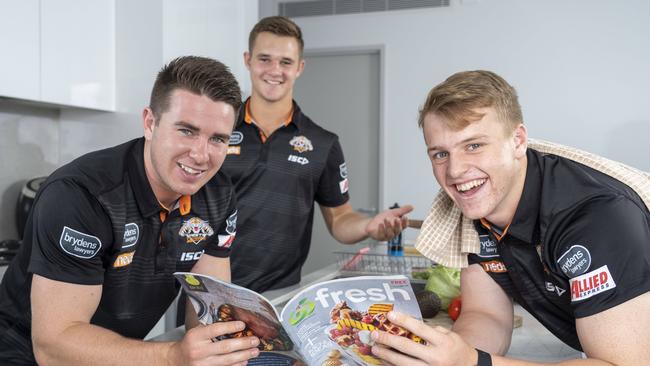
[
  {"left": 225, "top": 210, "right": 237, "bottom": 235},
  {"left": 339, "top": 162, "right": 348, "bottom": 179},
  {"left": 218, "top": 234, "right": 235, "bottom": 248},
  {"left": 59, "top": 226, "right": 102, "bottom": 259},
  {"left": 557, "top": 244, "right": 591, "bottom": 277},
  {"left": 569, "top": 265, "right": 616, "bottom": 302},
  {"left": 339, "top": 178, "right": 349, "bottom": 194}
]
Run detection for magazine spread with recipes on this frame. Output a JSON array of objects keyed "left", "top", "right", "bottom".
[{"left": 174, "top": 273, "right": 424, "bottom": 366}]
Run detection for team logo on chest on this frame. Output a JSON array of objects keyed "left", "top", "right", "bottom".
[
  {"left": 289, "top": 135, "right": 313, "bottom": 153},
  {"left": 179, "top": 217, "right": 214, "bottom": 244}
]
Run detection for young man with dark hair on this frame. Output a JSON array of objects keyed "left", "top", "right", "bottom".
[
  {"left": 371, "top": 70, "right": 650, "bottom": 365},
  {"left": 222, "top": 16, "right": 413, "bottom": 293},
  {"left": 0, "top": 56, "right": 261, "bottom": 365}
]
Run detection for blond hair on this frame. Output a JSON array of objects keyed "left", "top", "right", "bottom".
[{"left": 418, "top": 70, "right": 523, "bottom": 131}]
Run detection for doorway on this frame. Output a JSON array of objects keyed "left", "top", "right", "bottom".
[{"left": 294, "top": 49, "right": 382, "bottom": 275}]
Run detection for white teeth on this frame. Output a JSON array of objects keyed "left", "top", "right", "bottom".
[
  {"left": 265, "top": 80, "right": 281, "bottom": 85},
  {"left": 179, "top": 163, "right": 202, "bottom": 175},
  {"left": 456, "top": 179, "right": 486, "bottom": 192}
]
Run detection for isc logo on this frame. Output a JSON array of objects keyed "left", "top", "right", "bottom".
[
  {"left": 287, "top": 154, "right": 309, "bottom": 165},
  {"left": 180, "top": 250, "right": 204, "bottom": 262}
]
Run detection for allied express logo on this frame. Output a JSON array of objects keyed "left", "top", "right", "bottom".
[
  {"left": 569, "top": 265, "right": 616, "bottom": 302},
  {"left": 179, "top": 217, "right": 214, "bottom": 245}
]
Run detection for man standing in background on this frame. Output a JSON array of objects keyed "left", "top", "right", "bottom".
[{"left": 223, "top": 16, "right": 412, "bottom": 293}]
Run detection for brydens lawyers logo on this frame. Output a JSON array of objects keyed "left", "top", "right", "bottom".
[
  {"left": 289, "top": 135, "right": 313, "bottom": 153},
  {"left": 229, "top": 131, "right": 243, "bottom": 145},
  {"left": 218, "top": 210, "right": 237, "bottom": 248},
  {"left": 122, "top": 223, "right": 139, "bottom": 248},
  {"left": 569, "top": 265, "right": 616, "bottom": 302},
  {"left": 557, "top": 244, "right": 591, "bottom": 277},
  {"left": 478, "top": 235, "right": 498, "bottom": 258},
  {"left": 339, "top": 163, "right": 348, "bottom": 179},
  {"left": 59, "top": 226, "right": 102, "bottom": 259},
  {"left": 179, "top": 217, "right": 214, "bottom": 245}
]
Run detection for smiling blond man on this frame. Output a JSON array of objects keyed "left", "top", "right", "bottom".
[{"left": 371, "top": 70, "right": 650, "bottom": 366}]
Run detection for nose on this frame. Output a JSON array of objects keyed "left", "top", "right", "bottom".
[
  {"left": 267, "top": 60, "right": 282, "bottom": 74},
  {"left": 189, "top": 137, "right": 209, "bottom": 165},
  {"left": 446, "top": 153, "right": 469, "bottom": 180}
]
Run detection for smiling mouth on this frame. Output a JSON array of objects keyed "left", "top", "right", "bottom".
[
  {"left": 455, "top": 178, "right": 486, "bottom": 193},
  {"left": 264, "top": 79, "right": 282, "bottom": 85},
  {"left": 178, "top": 163, "right": 205, "bottom": 176}
]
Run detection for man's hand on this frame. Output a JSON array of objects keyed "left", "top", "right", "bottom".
[
  {"left": 169, "top": 321, "right": 260, "bottom": 366},
  {"left": 371, "top": 311, "right": 477, "bottom": 366},
  {"left": 365, "top": 204, "right": 413, "bottom": 241}
]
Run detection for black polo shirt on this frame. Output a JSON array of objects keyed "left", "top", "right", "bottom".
[
  {"left": 468, "top": 148, "right": 650, "bottom": 351},
  {"left": 222, "top": 99, "right": 349, "bottom": 293},
  {"left": 0, "top": 138, "right": 236, "bottom": 363}
]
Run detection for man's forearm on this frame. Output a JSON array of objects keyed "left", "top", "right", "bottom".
[
  {"left": 330, "top": 210, "right": 371, "bottom": 244},
  {"left": 452, "top": 310, "right": 513, "bottom": 356},
  {"left": 34, "top": 322, "right": 175, "bottom": 366}
]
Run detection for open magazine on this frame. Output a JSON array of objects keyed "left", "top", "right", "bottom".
[{"left": 174, "top": 272, "right": 424, "bottom": 366}]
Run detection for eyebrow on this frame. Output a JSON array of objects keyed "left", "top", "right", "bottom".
[
  {"left": 428, "top": 134, "right": 489, "bottom": 152},
  {"left": 174, "top": 121, "right": 231, "bottom": 141},
  {"left": 257, "top": 53, "right": 295, "bottom": 63}
]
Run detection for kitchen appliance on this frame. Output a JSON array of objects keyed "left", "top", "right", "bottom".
[
  {"left": 0, "top": 239, "right": 20, "bottom": 266},
  {"left": 15, "top": 176, "right": 47, "bottom": 239}
]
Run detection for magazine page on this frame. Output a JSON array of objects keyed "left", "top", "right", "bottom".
[
  {"left": 174, "top": 272, "right": 306, "bottom": 365},
  {"left": 279, "top": 275, "right": 423, "bottom": 366}
]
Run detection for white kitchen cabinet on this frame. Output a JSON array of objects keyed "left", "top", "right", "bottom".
[
  {"left": 40, "top": 0, "right": 115, "bottom": 110},
  {"left": 0, "top": 0, "right": 115, "bottom": 111},
  {"left": 0, "top": 0, "right": 40, "bottom": 101}
]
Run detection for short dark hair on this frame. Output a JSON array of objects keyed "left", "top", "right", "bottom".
[
  {"left": 418, "top": 70, "right": 523, "bottom": 132},
  {"left": 248, "top": 16, "right": 304, "bottom": 58},
  {"left": 149, "top": 56, "right": 242, "bottom": 121}
]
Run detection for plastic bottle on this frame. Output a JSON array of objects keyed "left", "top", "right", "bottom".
[{"left": 387, "top": 203, "right": 403, "bottom": 256}]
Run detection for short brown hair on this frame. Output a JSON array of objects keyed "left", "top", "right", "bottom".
[
  {"left": 418, "top": 70, "right": 523, "bottom": 132},
  {"left": 149, "top": 56, "right": 242, "bottom": 121},
  {"left": 248, "top": 16, "right": 304, "bottom": 58}
]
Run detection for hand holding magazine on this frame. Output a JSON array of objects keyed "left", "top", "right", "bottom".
[{"left": 175, "top": 273, "right": 424, "bottom": 366}]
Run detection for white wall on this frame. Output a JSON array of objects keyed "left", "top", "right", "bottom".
[
  {"left": 162, "top": 0, "right": 258, "bottom": 96},
  {"left": 268, "top": 0, "right": 650, "bottom": 241}
]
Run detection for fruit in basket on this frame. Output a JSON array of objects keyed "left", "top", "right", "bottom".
[{"left": 415, "top": 290, "right": 441, "bottom": 318}]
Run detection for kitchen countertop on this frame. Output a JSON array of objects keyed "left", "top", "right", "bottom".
[{"left": 150, "top": 263, "right": 583, "bottom": 362}]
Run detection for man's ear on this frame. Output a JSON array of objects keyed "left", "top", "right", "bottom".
[
  {"left": 296, "top": 59, "right": 305, "bottom": 78},
  {"left": 142, "top": 107, "right": 155, "bottom": 141},
  {"left": 243, "top": 51, "right": 251, "bottom": 70},
  {"left": 513, "top": 123, "right": 528, "bottom": 159}
]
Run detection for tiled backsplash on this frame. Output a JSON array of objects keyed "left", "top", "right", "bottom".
[{"left": 0, "top": 101, "right": 60, "bottom": 240}]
